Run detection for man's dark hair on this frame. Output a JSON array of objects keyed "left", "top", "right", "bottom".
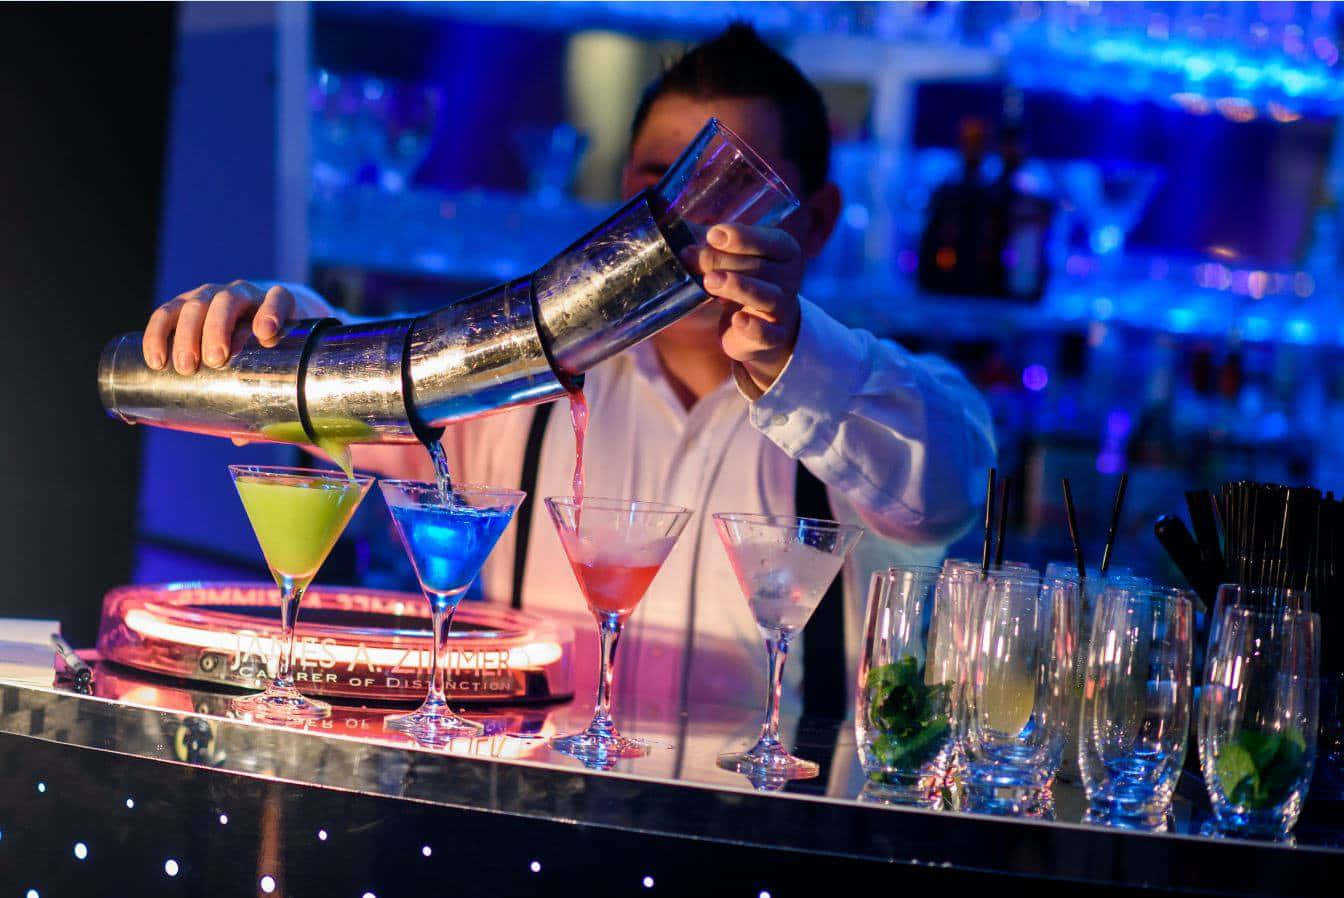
[{"left": 630, "top": 23, "right": 831, "bottom": 195}]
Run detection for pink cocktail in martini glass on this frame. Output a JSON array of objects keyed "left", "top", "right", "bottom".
[{"left": 545, "top": 496, "right": 691, "bottom": 763}]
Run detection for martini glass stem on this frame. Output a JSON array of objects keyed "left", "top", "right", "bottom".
[
  {"left": 427, "top": 596, "right": 460, "bottom": 710},
  {"left": 272, "top": 577, "right": 306, "bottom": 689},
  {"left": 589, "top": 613, "right": 622, "bottom": 735},
  {"left": 757, "top": 632, "right": 790, "bottom": 750}
]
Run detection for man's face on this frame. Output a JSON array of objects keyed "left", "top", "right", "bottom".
[{"left": 622, "top": 94, "right": 815, "bottom": 347}]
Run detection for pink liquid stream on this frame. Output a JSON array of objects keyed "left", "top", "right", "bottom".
[{"left": 566, "top": 383, "right": 588, "bottom": 503}]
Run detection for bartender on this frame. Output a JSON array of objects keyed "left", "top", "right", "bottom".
[{"left": 139, "top": 25, "right": 996, "bottom": 721}]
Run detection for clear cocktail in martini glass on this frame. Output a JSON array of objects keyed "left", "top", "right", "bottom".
[
  {"left": 229, "top": 465, "right": 374, "bottom": 722},
  {"left": 714, "top": 512, "right": 864, "bottom": 782},
  {"left": 545, "top": 496, "right": 692, "bottom": 764},
  {"left": 380, "top": 480, "right": 525, "bottom": 746}
]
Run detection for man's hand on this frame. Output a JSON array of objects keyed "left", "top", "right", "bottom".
[
  {"left": 143, "top": 280, "right": 298, "bottom": 374},
  {"left": 687, "top": 223, "right": 803, "bottom": 393}
]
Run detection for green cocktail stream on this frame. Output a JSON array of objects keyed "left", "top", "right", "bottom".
[{"left": 260, "top": 418, "right": 377, "bottom": 481}]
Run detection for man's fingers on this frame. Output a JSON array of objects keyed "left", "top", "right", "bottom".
[
  {"left": 721, "top": 307, "right": 788, "bottom": 358},
  {"left": 254, "top": 285, "right": 296, "bottom": 346},
  {"left": 704, "top": 271, "right": 784, "bottom": 323},
  {"left": 142, "top": 280, "right": 285, "bottom": 372},
  {"left": 690, "top": 245, "right": 794, "bottom": 280},
  {"left": 706, "top": 223, "right": 798, "bottom": 262},
  {"left": 143, "top": 298, "right": 187, "bottom": 369},
  {"left": 201, "top": 285, "right": 261, "bottom": 367},
  {"left": 171, "top": 297, "right": 210, "bottom": 374},
  {"left": 731, "top": 307, "right": 774, "bottom": 345}
]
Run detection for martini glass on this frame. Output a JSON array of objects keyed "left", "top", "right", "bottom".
[
  {"left": 545, "top": 497, "right": 692, "bottom": 764},
  {"left": 380, "top": 481, "right": 525, "bottom": 746},
  {"left": 229, "top": 465, "right": 374, "bottom": 722},
  {"left": 714, "top": 513, "right": 864, "bottom": 782}
]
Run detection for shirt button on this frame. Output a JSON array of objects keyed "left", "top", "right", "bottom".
[{"left": 771, "top": 413, "right": 789, "bottom": 428}]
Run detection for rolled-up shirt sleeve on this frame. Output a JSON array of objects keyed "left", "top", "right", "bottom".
[
  {"left": 736, "top": 298, "right": 996, "bottom": 545},
  {"left": 271, "top": 282, "right": 367, "bottom": 323}
]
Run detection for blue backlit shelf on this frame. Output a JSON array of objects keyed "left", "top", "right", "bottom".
[
  {"left": 324, "top": 2, "right": 1344, "bottom": 118},
  {"left": 328, "top": 2, "right": 927, "bottom": 42},
  {"left": 310, "top": 186, "right": 1344, "bottom": 351},
  {"left": 309, "top": 187, "right": 613, "bottom": 284}
]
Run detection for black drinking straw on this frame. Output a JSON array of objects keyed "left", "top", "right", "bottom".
[
  {"left": 1220, "top": 486, "right": 1231, "bottom": 578},
  {"left": 1062, "top": 476, "right": 1086, "bottom": 581},
  {"left": 1276, "top": 488, "right": 1292, "bottom": 591},
  {"left": 1239, "top": 484, "right": 1247, "bottom": 581},
  {"left": 1285, "top": 488, "right": 1321, "bottom": 593},
  {"left": 1099, "top": 472, "right": 1129, "bottom": 576},
  {"left": 994, "top": 474, "right": 1012, "bottom": 569},
  {"left": 981, "top": 467, "right": 996, "bottom": 578},
  {"left": 1309, "top": 495, "right": 1324, "bottom": 597},
  {"left": 1244, "top": 482, "right": 1257, "bottom": 585},
  {"left": 1186, "top": 488, "right": 1225, "bottom": 596}
]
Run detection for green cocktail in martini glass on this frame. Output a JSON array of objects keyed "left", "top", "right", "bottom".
[{"left": 229, "top": 464, "right": 374, "bottom": 722}]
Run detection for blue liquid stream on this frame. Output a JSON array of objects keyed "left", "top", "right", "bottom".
[{"left": 387, "top": 503, "right": 514, "bottom": 605}]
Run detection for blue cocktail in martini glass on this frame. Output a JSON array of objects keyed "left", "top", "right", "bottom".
[{"left": 379, "top": 480, "right": 525, "bottom": 746}]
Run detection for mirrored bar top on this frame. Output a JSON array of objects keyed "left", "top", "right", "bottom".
[{"left": 1, "top": 672, "right": 1340, "bottom": 896}]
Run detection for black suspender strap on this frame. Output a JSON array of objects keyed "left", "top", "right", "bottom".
[
  {"left": 511, "top": 401, "right": 556, "bottom": 610},
  {"left": 795, "top": 461, "right": 846, "bottom": 720}
]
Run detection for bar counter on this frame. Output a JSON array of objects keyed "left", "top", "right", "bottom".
[{"left": 2, "top": 662, "right": 1342, "bottom": 897}]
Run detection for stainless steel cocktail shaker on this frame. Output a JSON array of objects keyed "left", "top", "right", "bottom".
[{"left": 98, "top": 119, "right": 799, "bottom": 448}]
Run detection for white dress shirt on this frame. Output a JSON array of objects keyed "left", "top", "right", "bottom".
[{"left": 324, "top": 289, "right": 998, "bottom": 717}]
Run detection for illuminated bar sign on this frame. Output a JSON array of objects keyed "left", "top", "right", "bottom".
[{"left": 96, "top": 583, "right": 574, "bottom": 704}]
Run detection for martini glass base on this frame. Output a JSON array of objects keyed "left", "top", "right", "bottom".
[
  {"left": 232, "top": 686, "right": 331, "bottom": 723},
  {"left": 717, "top": 746, "right": 819, "bottom": 783},
  {"left": 385, "top": 705, "right": 484, "bottom": 747},
  {"left": 551, "top": 730, "right": 650, "bottom": 762}
]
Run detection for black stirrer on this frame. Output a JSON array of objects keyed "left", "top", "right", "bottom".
[
  {"left": 1154, "top": 515, "right": 1213, "bottom": 612},
  {"left": 1062, "top": 477, "right": 1086, "bottom": 582},
  {"left": 1100, "top": 472, "right": 1129, "bottom": 576},
  {"left": 994, "top": 474, "right": 1012, "bottom": 569},
  {"left": 1209, "top": 490, "right": 1228, "bottom": 582},
  {"left": 981, "top": 467, "right": 996, "bottom": 578}
]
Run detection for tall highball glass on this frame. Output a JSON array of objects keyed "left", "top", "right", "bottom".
[
  {"left": 856, "top": 565, "right": 955, "bottom": 806},
  {"left": 1200, "top": 606, "right": 1320, "bottom": 841},
  {"left": 1079, "top": 583, "right": 1194, "bottom": 829},
  {"left": 964, "top": 572, "right": 1078, "bottom": 815}
]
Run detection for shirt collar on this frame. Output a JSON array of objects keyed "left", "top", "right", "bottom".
[{"left": 629, "top": 340, "right": 740, "bottom": 409}]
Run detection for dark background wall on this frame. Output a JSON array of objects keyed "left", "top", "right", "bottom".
[{"left": 0, "top": 5, "right": 175, "bottom": 645}]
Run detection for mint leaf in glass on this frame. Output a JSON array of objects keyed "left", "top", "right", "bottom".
[
  {"left": 1215, "top": 742, "right": 1259, "bottom": 806},
  {"left": 1217, "top": 729, "right": 1310, "bottom": 810},
  {"left": 865, "top": 657, "right": 952, "bottom": 771}
]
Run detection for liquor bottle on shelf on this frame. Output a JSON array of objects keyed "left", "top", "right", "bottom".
[{"left": 917, "top": 118, "right": 1052, "bottom": 302}]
